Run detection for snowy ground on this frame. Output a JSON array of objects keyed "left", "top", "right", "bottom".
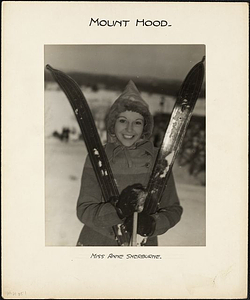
[{"left": 45, "top": 139, "right": 206, "bottom": 247}]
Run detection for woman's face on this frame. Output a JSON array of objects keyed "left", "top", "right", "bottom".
[{"left": 114, "top": 111, "right": 144, "bottom": 147}]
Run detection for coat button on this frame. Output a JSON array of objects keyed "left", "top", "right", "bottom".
[{"left": 145, "top": 163, "right": 150, "bottom": 168}]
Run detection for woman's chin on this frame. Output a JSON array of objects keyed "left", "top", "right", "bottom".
[
  {"left": 121, "top": 141, "right": 135, "bottom": 147},
  {"left": 119, "top": 138, "right": 138, "bottom": 147}
]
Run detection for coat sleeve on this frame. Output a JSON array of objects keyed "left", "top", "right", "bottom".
[
  {"left": 76, "top": 155, "right": 123, "bottom": 228},
  {"left": 150, "top": 172, "right": 183, "bottom": 237}
]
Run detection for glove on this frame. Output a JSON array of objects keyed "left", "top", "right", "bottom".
[
  {"left": 124, "top": 211, "right": 156, "bottom": 237},
  {"left": 114, "top": 183, "right": 147, "bottom": 219}
]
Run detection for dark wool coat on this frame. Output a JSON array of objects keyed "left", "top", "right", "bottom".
[{"left": 76, "top": 140, "right": 183, "bottom": 246}]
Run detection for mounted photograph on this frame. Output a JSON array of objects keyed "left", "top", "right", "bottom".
[{"left": 44, "top": 44, "right": 206, "bottom": 247}]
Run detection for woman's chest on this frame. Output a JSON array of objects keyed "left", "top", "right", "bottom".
[{"left": 110, "top": 151, "right": 154, "bottom": 173}]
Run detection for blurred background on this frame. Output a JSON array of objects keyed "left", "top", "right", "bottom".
[{"left": 44, "top": 45, "right": 206, "bottom": 246}]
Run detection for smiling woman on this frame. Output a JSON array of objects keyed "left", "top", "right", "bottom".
[
  {"left": 115, "top": 111, "right": 144, "bottom": 148},
  {"left": 106, "top": 80, "right": 154, "bottom": 144},
  {"left": 76, "top": 79, "right": 183, "bottom": 246}
]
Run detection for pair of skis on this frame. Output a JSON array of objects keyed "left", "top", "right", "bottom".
[{"left": 46, "top": 56, "right": 205, "bottom": 246}]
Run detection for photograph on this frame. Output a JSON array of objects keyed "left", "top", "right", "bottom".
[
  {"left": 3, "top": 2, "right": 247, "bottom": 298},
  {"left": 44, "top": 44, "right": 206, "bottom": 247}
]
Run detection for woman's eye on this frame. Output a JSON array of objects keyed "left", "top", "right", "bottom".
[
  {"left": 135, "top": 121, "right": 143, "bottom": 125},
  {"left": 119, "top": 119, "right": 126, "bottom": 123}
]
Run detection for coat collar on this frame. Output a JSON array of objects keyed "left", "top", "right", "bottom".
[{"left": 105, "top": 140, "right": 155, "bottom": 161}]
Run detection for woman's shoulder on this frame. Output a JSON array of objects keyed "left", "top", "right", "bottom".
[
  {"left": 152, "top": 146, "right": 160, "bottom": 159},
  {"left": 153, "top": 146, "right": 159, "bottom": 154}
]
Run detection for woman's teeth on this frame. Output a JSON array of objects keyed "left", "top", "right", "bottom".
[{"left": 123, "top": 135, "right": 134, "bottom": 139}]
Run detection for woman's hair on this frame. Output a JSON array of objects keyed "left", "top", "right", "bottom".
[{"left": 106, "top": 80, "right": 154, "bottom": 141}]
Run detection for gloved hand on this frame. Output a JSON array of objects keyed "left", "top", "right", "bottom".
[
  {"left": 124, "top": 211, "right": 156, "bottom": 237},
  {"left": 113, "top": 183, "right": 147, "bottom": 219}
]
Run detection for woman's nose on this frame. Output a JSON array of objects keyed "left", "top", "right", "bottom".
[{"left": 126, "top": 122, "right": 133, "bottom": 132}]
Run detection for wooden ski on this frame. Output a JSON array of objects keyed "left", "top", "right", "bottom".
[
  {"left": 143, "top": 57, "right": 205, "bottom": 215},
  {"left": 46, "top": 64, "right": 130, "bottom": 246}
]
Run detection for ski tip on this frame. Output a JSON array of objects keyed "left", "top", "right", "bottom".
[{"left": 46, "top": 64, "right": 53, "bottom": 71}]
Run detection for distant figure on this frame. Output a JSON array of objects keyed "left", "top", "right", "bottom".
[
  {"left": 69, "top": 127, "right": 79, "bottom": 142},
  {"left": 62, "top": 127, "right": 70, "bottom": 142},
  {"left": 52, "top": 130, "right": 62, "bottom": 140}
]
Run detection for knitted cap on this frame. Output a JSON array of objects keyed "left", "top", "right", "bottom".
[{"left": 106, "top": 80, "right": 154, "bottom": 142}]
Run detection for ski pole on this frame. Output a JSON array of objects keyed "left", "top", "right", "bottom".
[{"left": 131, "top": 212, "right": 138, "bottom": 246}]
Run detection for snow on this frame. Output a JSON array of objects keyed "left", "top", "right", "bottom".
[
  {"left": 93, "top": 148, "right": 99, "bottom": 155},
  {"left": 45, "top": 140, "right": 205, "bottom": 246},
  {"left": 159, "top": 152, "right": 175, "bottom": 178}
]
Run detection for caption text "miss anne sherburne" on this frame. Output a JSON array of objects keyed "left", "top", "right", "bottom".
[{"left": 90, "top": 253, "right": 162, "bottom": 259}]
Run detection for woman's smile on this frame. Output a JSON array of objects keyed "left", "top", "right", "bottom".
[
  {"left": 115, "top": 111, "right": 144, "bottom": 147},
  {"left": 123, "top": 134, "right": 134, "bottom": 139}
]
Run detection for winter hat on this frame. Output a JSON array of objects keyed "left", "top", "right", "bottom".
[{"left": 106, "top": 80, "right": 154, "bottom": 142}]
